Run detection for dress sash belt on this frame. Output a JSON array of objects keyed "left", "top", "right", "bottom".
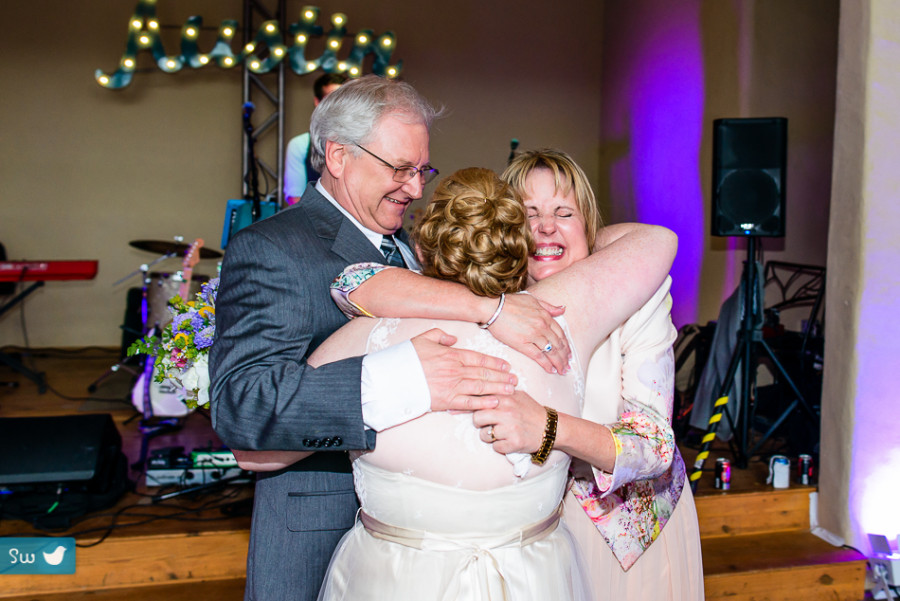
[{"left": 359, "top": 503, "right": 563, "bottom": 601}]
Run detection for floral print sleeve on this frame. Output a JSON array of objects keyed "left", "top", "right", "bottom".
[
  {"left": 593, "top": 285, "right": 677, "bottom": 495},
  {"left": 330, "top": 262, "right": 397, "bottom": 318},
  {"left": 569, "top": 278, "right": 685, "bottom": 570}
]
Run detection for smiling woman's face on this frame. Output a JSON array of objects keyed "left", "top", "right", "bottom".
[{"left": 523, "top": 168, "right": 590, "bottom": 282}]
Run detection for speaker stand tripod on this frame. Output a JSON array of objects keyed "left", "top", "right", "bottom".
[{"left": 717, "top": 237, "right": 820, "bottom": 468}]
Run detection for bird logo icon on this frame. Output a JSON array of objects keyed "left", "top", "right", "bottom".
[{"left": 42, "top": 545, "right": 67, "bottom": 566}]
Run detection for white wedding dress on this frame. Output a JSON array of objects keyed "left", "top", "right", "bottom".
[{"left": 316, "top": 316, "right": 592, "bottom": 601}]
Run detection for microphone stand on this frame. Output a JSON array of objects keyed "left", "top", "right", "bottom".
[
  {"left": 507, "top": 138, "right": 520, "bottom": 165},
  {"left": 243, "top": 104, "right": 262, "bottom": 223},
  {"left": 87, "top": 252, "right": 177, "bottom": 394}
]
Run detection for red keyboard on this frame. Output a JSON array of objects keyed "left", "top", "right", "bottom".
[{"left": 0, "top": 260, "right": 98, "bottom": 282}]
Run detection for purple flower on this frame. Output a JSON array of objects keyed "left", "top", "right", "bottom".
[
  {"left": 172, "top": 312, "right": 191, "bottom": 332},
  {"left": 194, "top": 325, "right": 215, "bottom": 349},
  {"left": 202, "top": 278, "right": 219, "bottom": 306},
  {"left": 173, "top": 311, "right": 204, "bottom": 333}
]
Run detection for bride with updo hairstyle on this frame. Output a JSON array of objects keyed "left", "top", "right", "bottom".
[
  {"left": 412, "top": 167, "right": 533, "bottom": 297},
  {"left": 233, "top": 167, "right": 677, "bottom": 601}
]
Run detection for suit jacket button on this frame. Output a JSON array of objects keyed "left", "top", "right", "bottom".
[
  {"left": 312, "top": 439, "right": 322, "bottom": 448},
  {"left": 322, "top": 438, "right": 332, "bottom": 447},
  {"left": 333, "top": 437, "right": 342, "bottom": 447},
  {"left": 302, "top": 439, "right": 312, "bottom": 447}
]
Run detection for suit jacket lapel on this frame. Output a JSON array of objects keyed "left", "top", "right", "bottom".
[
  {"left": 332, "top": 219, "right": 385, "bottom": 265},
  {"left": 300, "top": 186, "right": 386, "bottom": 266}
]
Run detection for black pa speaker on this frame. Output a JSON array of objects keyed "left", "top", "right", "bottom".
[
  {"left": 712, "top": 117, "right": 787, "bottom": 237},
  {"left": 0, "top": 413, "right": 129, "bottom": 528}
]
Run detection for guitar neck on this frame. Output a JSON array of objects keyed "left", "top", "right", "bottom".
[
  {"left": 178, "top": 268, "right": 193, "bottom": 301},
  {"left": 178, "top": 239, "right": 203, "bottom": 301}
]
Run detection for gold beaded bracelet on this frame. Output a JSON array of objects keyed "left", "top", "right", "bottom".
[{"left": 530, "top": 406, "right": 559, "bottom": 466}]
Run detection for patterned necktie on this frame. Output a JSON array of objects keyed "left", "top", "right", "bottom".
[{"left": 379, "top": 235, "right": 406, "bottom": 268}]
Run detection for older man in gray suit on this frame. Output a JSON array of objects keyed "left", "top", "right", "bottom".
[{"left": 210, "top": 76, "right": 570, "bottom": 601}]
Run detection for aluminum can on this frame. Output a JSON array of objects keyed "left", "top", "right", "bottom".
[
  {"left": 768, "top": 455, "right": 790, "bottom": 488},
  {"left": 715, "top": 457, "right": 731, "bottom": 490},
  {"left": 798, "top": 454, "right": 814, "bottom": 485}
]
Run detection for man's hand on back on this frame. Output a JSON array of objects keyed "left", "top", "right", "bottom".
[{"left": 411, "top": 329, "right": 516, "bottom": 412}]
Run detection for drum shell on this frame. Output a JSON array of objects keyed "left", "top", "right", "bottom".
[{"left": 146, "top": 272, "right": 209, "bottom": 328}]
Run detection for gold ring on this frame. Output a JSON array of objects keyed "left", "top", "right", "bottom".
[{"left": 489, "top": 425, "right": 496, "bottom": 442}]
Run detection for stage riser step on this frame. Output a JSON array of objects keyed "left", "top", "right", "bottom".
[
  {"left": 701, "top": 531, "right": 868, "bottom": 601},
  {"left": 0, "top": 530, "right": 248, "bottom": 599},
  {"left": 0, "top": 579, "right": 246, "bottom": 601},
  {"left": 695, "top": 487, "right": 813, "bottom": 538},
  {"left": 704, "top": 563, "right": 867, "bottom": 601}
]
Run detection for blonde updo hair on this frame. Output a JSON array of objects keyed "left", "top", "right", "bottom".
[{"left": 412, "top": 167, "right": 534, "bottom": 297}]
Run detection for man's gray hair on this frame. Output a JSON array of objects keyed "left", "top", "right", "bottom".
[{"left": 309, "top": 75, "right": 440, "bottom": 173}]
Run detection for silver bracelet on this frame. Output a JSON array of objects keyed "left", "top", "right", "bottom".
[{"left": 479, "top": 293, "right": 506, "bottom": 329}]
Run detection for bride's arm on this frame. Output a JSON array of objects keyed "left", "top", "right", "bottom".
[
  {"left": 330, "top": 223, "right": 672, "bottom": 375},
  {"left": 332, "top": 265, "right": 571, "bottom": 374}
]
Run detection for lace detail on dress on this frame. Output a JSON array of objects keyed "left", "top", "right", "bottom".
[
  {"left": 353, "top": 457, "right": 369, "bottom": 509},
  {"left": 366, "top": 318, "right": 402, "bottom": 353},
  {"left": 555, "top": 315, "right": 585, "bottom": 413}
]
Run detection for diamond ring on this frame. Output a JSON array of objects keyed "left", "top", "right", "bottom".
[{"left": 542, "top": 342, "right": 553, "bottom": 353}]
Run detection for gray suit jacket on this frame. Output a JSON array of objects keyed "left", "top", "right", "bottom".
[{"left": 210, "top": 185, "right": 399, "bottom": 601}]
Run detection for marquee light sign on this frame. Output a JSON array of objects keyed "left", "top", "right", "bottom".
[{"left": 95, "top": 0, "right": 402, "bottom": 89}]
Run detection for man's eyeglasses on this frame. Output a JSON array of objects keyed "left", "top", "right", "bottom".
[{"left": 354, "top": 144, "right": 439, "bottom": 185}]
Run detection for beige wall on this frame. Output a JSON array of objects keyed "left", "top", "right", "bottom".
[
  {"left": 596, "top": 0, "right": 837, "bottom": 327},
  {"left": 1, "top": 0, "right": 837, "bottom": 348},
  {"left": 698, "top": 0, "right": 839, "bottom": 321}
]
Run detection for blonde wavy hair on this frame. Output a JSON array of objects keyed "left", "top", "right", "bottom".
[
  {"left": 501, "top": 148, "right": 603, "bottom": 252},
  {"left": 412, "top": 167, "right": 534, "bottom": 297}
]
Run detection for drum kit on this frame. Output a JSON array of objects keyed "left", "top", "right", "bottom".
[
  {"left": 127, "top": 239, "right": 221, "bottom": 330},
  {"left": 92, "top": 236, "right": 222, "bottom": 467}
]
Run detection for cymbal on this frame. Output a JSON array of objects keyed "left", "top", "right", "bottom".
[{"left": 129, "top": 239, "right": 223, "bottom": 259}]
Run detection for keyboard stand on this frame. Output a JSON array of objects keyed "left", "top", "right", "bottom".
[{"left": 0, "top": 281, "right": 48, "bottom": 393}]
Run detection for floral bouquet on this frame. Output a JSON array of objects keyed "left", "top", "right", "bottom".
[{"left": 128, "top": 278, "right": 218, "bottom": 409}]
